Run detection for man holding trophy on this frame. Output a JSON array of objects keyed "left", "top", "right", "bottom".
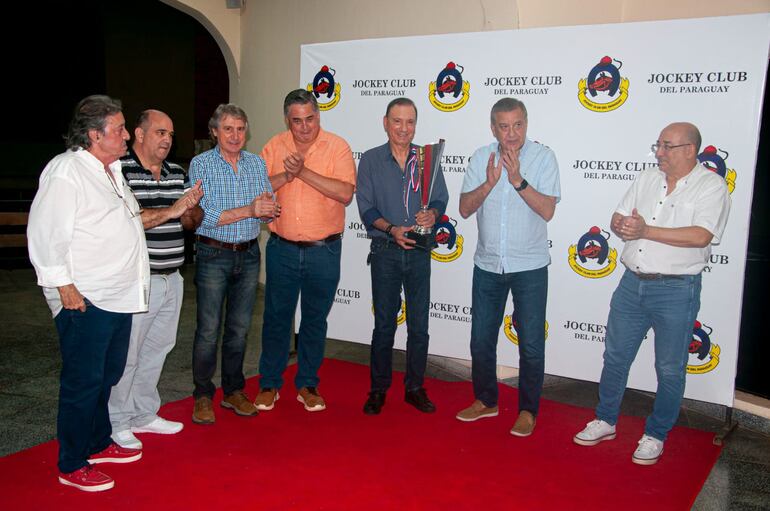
[{"left": 356, "top": 97, "right": 449, "bottom": 415}]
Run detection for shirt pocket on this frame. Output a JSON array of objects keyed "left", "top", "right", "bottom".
[{"left": 671, "top": 201, "right": 696, "bottom": 227}]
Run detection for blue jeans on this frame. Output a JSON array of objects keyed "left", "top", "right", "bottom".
[
  {"left": 259, "top": 235, "right": 341, "bottom": 390},
  {"left": 192, "top": 241, "right": 260, "bottom": 398},
  {"left": 596, "top": 269, "right": 702, "bottom": 441},
  {"left": 470, "top": 265, "right": 548, "bottom": 415},
  {"left": 54, "top": 300, "right": 132, "bottom": 473},
  {"left": 369, "top": 238, "right": 431, "bottom": 392}
]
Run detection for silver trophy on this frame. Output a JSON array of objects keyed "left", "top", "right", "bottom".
[{"left": 406, "top": 139, "right": 445, "bottom": 250}]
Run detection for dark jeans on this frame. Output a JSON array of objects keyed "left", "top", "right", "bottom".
[
  {"left": 192, "top": 241, "right": 260, "bottom": 398},
  {"left": 259, "top": 235, "right": 341, "bottom": 390},
  {"left": 470, "top": 265, "right": 548, "bottom": 415},
  {"left": 54, "top": 300, "right": 132, "bottom": 473},
  {"left": 369, "top": 238, "right": 431, "bottom": 392}
]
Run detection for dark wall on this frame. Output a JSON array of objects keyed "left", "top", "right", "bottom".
[
  {"left": 103, "top": 2, "right": 197, "bottom": 161},
  {"left": 0, "top": 0, "right": 227, "bottom": 190}
]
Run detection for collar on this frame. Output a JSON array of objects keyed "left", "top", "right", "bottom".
[
  {"left": 215, "top": 145, "right": 243, "bottom": 164},
  {"left": 124, "top": 147, "right": 169, "bottom": 175}
]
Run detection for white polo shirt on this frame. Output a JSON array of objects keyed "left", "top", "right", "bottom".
[{"left": 616, "top": 163, "right": 730, "bottom": 275}]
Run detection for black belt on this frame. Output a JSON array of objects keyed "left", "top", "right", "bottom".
[
  {"left": 633, "top": 272, "right": 684, "bottom": 281},
  {"left": 197, "top": 235, "right": 258, "bottom": 252},
  {"left": 270, "top": 232, "right": 342, "bottom": 248},
  {"left": 151, "top": 267, "right": 179, "bottom": 275}
]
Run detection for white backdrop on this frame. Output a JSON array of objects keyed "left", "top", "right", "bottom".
[{"left": 297, "top": 14, "right": 770, "bottom": 406}]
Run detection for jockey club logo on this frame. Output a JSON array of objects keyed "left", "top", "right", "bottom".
[
  {"left": 431, "top": 215, "right": 464, "bottom": 263},
  {"left": 429, "top": 61, "right": 470, "bottom": 112},
  {"left": 568, "top": 226, "right": 618, "bottom": 278},
  {"left": 371, "top": 292, "right": 407, "bottom": 326},
  {"left": 698, "top": 145, "right": 737, "bottom": 194},
  {"left": 306, "top": 64, "right": 341, "bottom": 111},
  {"left": 578, "top": 56, "right": 630, "bottom": 112},
  {"left": 503, "top": 307, "right": 549, "bottom": 345},
  {"left": 687, "top": 320, "right": 720, "bottom": 374}
]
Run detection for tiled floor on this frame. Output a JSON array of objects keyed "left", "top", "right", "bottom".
[{"left": 1, "top": 266, "right": 768, "bottom": 509}]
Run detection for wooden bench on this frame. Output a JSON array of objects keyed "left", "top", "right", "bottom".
[{"left": 0, "top": 212, "right": 29, "bottom": 248}]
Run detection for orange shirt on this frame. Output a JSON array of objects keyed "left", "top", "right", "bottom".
[{"left": 261, "top": 128, "right": 356, "bottom": 241}]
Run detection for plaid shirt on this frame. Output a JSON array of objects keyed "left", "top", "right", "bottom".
[{"left": 190, "top": 146, "right": 272, "bottom": 243}]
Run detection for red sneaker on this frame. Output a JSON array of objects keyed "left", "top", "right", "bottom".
[
  {"left": 58, "top": 465, "right": 115, "bottom": 492},
  {"left": 88, "top": 442, "right": 142, "bottom": 464}
]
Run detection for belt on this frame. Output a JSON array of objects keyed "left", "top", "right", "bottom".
[
  {"left": 196, "top": 235, "right": 258, "bottom": 252},
  {"left": 372, "top": 237, "right": 403, "bottom": 250},
  {"left": 633, "top": 272, "right": 684, "bottom": 281},
  {"left": 151, "top": 267, "right": 179, "bottom": 275},
  {"left": 270, "top": 232, "right": 342, "bottom": 248}
]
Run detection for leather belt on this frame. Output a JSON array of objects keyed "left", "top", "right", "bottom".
[
  {"left": 270, "top": 232, "right": 342, "bottom": 248},
  {"left": 196, "top": 235, "right": 258, "bottom": 252},
  {"left": 633, "top": 272, "right": 684, "bottom": 281},
  {"left": 151, "top": 267, "right": 179, "bottom": 275}
]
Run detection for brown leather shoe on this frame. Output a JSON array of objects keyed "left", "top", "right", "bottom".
[
  {"left": 192, "top": 396, "right": 215, "bottom": 425},
  {"left": 297, "top": 387, "right": 326, "bottom": 412},
  {"left": 510, "top": 410, "right": 536, "bottom": 437},
  {"left": 254, "top": 388, "right": 280, "bottom": 411},
  {"left": 455, "top": 399, "right": 499, "bottom": 422},
  {"left": 221, "top": 391, "right": 258, "bottom": 416}
]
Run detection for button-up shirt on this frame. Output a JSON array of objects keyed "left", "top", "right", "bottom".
[
  {"left": 462, "top": 139, "right": 561, "bottom": 273},
  {"left": 28, "top": 148, "right": 150, "bottom": 316},
  {"left": 261, "top": 129, "right": 356, "bottom": 241},
  {"left": 189, "top": 146, "right": 272, "bottom": 244},
  {"left": 356, "top": 142, "right": 449, "bottom": 239},
  {"left": 616, "top": 163, "right": 730, "bottom": 275}
]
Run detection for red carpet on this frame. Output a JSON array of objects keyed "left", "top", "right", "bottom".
[{"left": 0, "top": 359, "right": 720, "bottom": 510}]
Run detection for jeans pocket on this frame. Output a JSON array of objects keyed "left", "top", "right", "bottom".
[
  {"left": 661, "top": 277, "right": 690, "bottom": 289},
  {"left": 247, "top": 241, "right": 262, "bottom": 258},
  {"left": 369, "top": 237, "right": 387, "bottom": 256},
  {"left": 196, "top": 242, "right": 222, "bottom": 262},
  {"left": 324, "top": 238, "right": 342, "bottom": 256}
]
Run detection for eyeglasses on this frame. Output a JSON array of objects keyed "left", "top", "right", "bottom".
[
  {"left": 105, "top": 171, "right": 139, "bottom": 218},
  {"left": 650, "top": 142, "right": 692, "bottom": 153}
]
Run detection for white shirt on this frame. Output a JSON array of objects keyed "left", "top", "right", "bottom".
[
  {"left": 616, "top": 163, "right": 730, "bottom": 275},
  {"left": 28, "top": 149, "right": 150, "bottom": 316}
]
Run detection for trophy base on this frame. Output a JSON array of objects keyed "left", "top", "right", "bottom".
[{"left": 405, "top": 231, "right": 436, "bottom": 251}]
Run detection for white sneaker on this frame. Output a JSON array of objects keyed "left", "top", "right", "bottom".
[
  {"left": 132, "top": 417, "right": 184, "bottom": 435},
  {"left": 573, "top": 419, "right": 617, "bottom": 446},
  {"left": 632, "top": 434, "right": 664, "bottom": 465},
  {"left": 112, "top": 429, "right": 142, "bottom": 449}
]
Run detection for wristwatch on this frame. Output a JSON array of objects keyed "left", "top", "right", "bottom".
[
  {"left": 514, "top": 179, "right": 528, "bottom": 192},
  {"left": 385, "top": 224, "right": 395, "bottom": 236}
]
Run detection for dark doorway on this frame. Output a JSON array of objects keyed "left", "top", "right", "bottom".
[{"left": 0, "top": 0, "right": 229, "bottom": 267}]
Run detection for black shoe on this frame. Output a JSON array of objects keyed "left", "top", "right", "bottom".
[
  {"left": 404, "top": 388, "right": 436, "bottom": 413},
  {"left": 363, "top": 391, "right": 386, "bottom": 415}
]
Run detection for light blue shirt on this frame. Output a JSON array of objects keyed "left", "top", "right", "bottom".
[
  {"left": 461, "top": 139, "right": 561, "bottom": 273},
  {"left": 190, "top": 146, "right": 272, "bottom": 244}
]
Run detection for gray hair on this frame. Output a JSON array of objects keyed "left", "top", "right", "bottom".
[
  {"left": 65, "top": 95, "right": 123, "bottom": 150},
  {"left": 208, "top": 103, "right": 249, "bottom": 139},
  {"left": 283, "top": 89, "right": 319, "bottom": 117},
  {"left": 490, "top": 97, "right": 528, "bottom": 125}
]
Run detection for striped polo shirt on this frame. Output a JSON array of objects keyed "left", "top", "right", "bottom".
[{"left": 121, "top": 149, "right": 188, "bottom": 271}]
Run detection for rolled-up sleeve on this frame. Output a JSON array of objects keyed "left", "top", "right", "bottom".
[{"left": 27, "top": 175, "right": 77, "bottom": 288}]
